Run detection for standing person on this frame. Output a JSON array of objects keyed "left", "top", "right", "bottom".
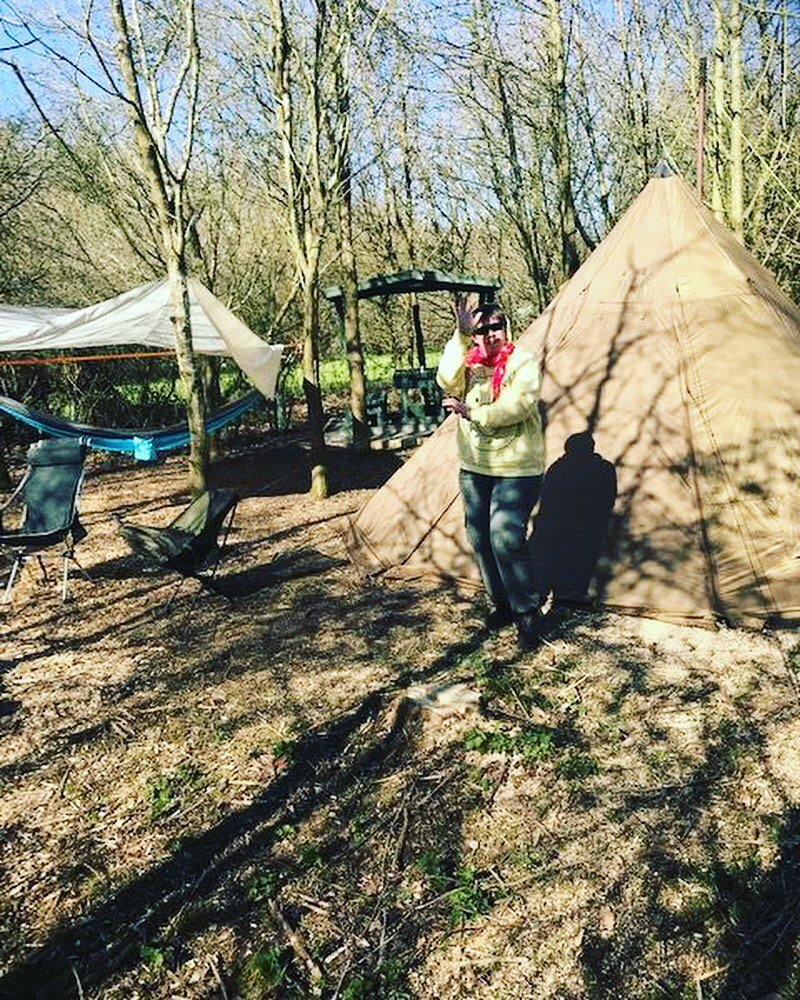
[{"left": 437, "top": 297, "right": 546, "bottom": 651}]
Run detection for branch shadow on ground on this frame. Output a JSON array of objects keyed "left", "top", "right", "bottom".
[
  {"left": 564, "top": 625, "right": 800, "bottom": 1000},
  {"left": 0, "top": 595, "right": 488, "bottom": 998}
]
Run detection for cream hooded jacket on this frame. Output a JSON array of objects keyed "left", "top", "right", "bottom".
[{"left": 436, "top": 329, "right": 545, "bottom": 477}]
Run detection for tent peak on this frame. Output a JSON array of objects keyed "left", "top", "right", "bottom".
[{"left": 653, "top": 160, "right": 677, "bottom": 178}]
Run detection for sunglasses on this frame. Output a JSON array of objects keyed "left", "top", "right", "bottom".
[{"left": 472, "top": 320, "right": 506, "bottom": 336}]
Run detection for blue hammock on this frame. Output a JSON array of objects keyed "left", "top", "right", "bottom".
[{"left": 0, "top": 389, "right": 262, "bottom": 461}]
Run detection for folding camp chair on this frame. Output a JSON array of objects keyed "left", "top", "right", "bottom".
[
  {"left": 0, "top": 438, "right": 89, "bottom": 603},
  {"left": 118, "top": 489, "right": 239, "bottom": 602}
]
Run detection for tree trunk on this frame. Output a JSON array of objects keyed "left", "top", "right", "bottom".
[
  {"left": 203, "top": 357, "right": 222, "bottom": 461},
  {"left": 337, "top": 75, "right": 368, "bottom": 452},
  {"left": 490, "top": 60, "right": 549, "bottom": 305},
  {"left": 711, "top": 0, "right": 726, "bottom": 219},
  {"left": 729, "top": 0, "right": 745, "bottom": 241},
  {"left": 301, "top": 278, "right": 328, "bottom": 498},
  {"left": 110, "top": 0, "right": 207, "bottom": 492},
  {"left": 342, "top": 276, "right": 368, "bottom": 452},
  {"left": 166, "top": 258, "right": 208, "bottom": 493},
  {"left": 547, "top": 0, "right": 580, "bottom": 277},
  {"left": 267, "top": 0, "right": 329, "bottom": 497},
  {"left": 574, "top": 29, "right": 612, "bottom": 233}
]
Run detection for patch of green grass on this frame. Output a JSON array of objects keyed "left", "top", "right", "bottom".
[
  {"left": 146, "top": 776, "right": 173, "bottom": 820},
  {"left": 463, "top": 724, "right": 555, "bottom": 764},
  {"left": 684, "top": 854, "right": 764, "bottom": 924},
  {"left": 645, "top": 747, "right": 672, "bottom": 773},
  {"left": 467, "top": 649, "right": 492, "bottom": 671},
  {"left": 341, "top": 957, "right": 411, "bottom": 999},
  {"left": 466, "top": 764, "right": 494, "bottom": 793},
  {"left": 474, "top": 663, "right": 512, "bottom": 699},
  {"left": 246, "top": 869, "right": 283, "bottom": 902},
  {"left": 473, "top": 659, "right": 553, "bottom": 713},
  {"left": 414, "top": 851, "right": 497, "bottom": 925},
  {"left": 298, "top": 843, "right": 324, "bottom": 872},
  {"left": 212, "top": 720, "right": 235, "bottom": 742},
  {"left": 463, "top": 728, "right": 504, "bottom": 754},
  {"left": 140, "top": 943, "right": 168, "bottom": 970},
  {"left": 559, "top": 692, "right": 588, "bottom": 716},
  {"left": 764, "top": 813, "right": 783, "bottom": 845},
  {"left": 145, "top": 762, "right": 202, "bottom": 821},
  {"left": 349, "top": 815, "right": 369, "bottom": 846},
  {"left": 507, "top": 846, "right": 546, "bottom": 872},
  {"left": 238, "top": 947, "right": 286, "bottom": 996},
  {"left": 270, "top": 737, "right": 297, "bottom": 765},
  {"left": 556, "top": 753, "right": 600, "bottom": 780},
  {"left": 416, "top": 848, "right": 449, "bottom": 893},
  {"left": 448, "top": 867, "right": 495, "bottom": 925},
  {"left": 708, "top": 718, "right": 762, "bottom": 773}
]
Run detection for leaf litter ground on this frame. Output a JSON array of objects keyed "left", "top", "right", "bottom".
[{"left": 0, "top": 435, "right": 798, "bottom": 1000}]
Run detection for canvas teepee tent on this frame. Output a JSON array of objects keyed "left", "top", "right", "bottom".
[{"left": 346, "top": 170, "right": 800, "bottom": 628}]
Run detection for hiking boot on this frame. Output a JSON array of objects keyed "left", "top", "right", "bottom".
[
  {"left": 515, "top": 606, "right": 544, "bottom": 652},
  {"left": 485, "top": 602, "right": 514, "bottom": 630}
]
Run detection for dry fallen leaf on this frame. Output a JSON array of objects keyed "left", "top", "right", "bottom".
[{"left": 598, "top": 905, "right": 616, "bottom": 937}]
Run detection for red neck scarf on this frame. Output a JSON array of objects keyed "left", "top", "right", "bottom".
[{"left": 464, "top": 341, "right": 515, "bottom": 400}]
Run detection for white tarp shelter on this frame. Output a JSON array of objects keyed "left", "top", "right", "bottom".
[{"left": 0, "top": 278, "right": 284, "bottom": 398}]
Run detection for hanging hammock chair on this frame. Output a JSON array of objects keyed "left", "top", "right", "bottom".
[{"left": 0, "top": 389, "right": 262, "bottom": 461}]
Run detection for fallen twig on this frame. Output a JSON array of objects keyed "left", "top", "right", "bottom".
[
  {"left": 486, "top": 759, "right": 511, "bottom": 808},
  {"left": 56, "top": 765, "right": 72, "bottom": 799},
  {"left": 268, "top": 900, "right": 324, "bottom": 984},
  {"left": 208, "top": 953, "right": 230, "bottom": 999},
  {"left": 69, "top": 962, "right": 85, "bottom": 1000},
  {"left": 392, "top": 801, "right": 411, "bottom": 870}
]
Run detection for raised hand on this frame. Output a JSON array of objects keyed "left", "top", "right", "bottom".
[{"left": 451, "top": 292, "right": 479, "bottom": 337}]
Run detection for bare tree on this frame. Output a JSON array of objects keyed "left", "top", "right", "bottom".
[
  {"left": 710, "top": 0, "right": 727, "bottom": 217},
  {"left": 728, "top": 0, "right": 744, "bottom": 239},
  {"left": 260, "top": 0, "right": 333, "bottom": 497},
  {"left": 466, "top": 1, "right": 552, "bottom": 307},
  {"left": 331, "top": 0, "right": 368, "bottom": 451},
  {"left": 1, "top": 0, "right": 210, "bottom": 491},
  {"left": 110, "top": 0, "right": 208, "bottom": 490},
  {"left": 545, "top": 0, "right": 581, "bottom": 276}
]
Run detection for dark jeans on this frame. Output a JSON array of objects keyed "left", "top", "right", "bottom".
[{"left": 460, "top": 470, "right": 543, "bottom": 614}]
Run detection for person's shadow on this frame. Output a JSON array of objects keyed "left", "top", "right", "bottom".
[{"left": 530, "top": 432, "right": 617, "bottom": 604}]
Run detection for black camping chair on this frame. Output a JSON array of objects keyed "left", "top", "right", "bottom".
[
  {"left": 118, "top": 489, "right": 239, "bottom": 601},
  {"left": 0, "top": 438, "right": 89, "bottom": 603}
]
